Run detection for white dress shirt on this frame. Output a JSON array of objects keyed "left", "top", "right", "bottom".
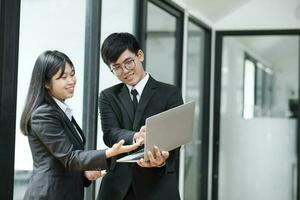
[
  {"left": 52, "top": 97, "right": 83, "bottom": 142},
  {"left": 126, "top": 72, "right": 150, "bottom": 101}
]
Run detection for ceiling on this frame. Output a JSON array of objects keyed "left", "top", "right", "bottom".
[
  {"left": 184, "top": 0, "right": 251, "bottom": 22},
  {"left": 180, "top": 0, "right": 300, "bottom": 70},
  {"left": 235, "top": 36, "right": 299, "bottom": 70},
  {"left": 183, "top": 0, "right": 300, "bottom": 25}
]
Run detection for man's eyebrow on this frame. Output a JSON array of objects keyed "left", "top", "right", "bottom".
[{"left": 112, "top": 57, "right": 132, "bottom": 66}]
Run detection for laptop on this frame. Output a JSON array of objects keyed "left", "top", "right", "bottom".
[{"left": 117, "top": 101, "right": 195, "bottom": 162}]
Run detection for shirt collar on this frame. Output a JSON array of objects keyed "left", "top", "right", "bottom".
[
  {"left": 52, "top": 97, "right": 73, "bottom": 121},
  {"left": 126, "top": 72, "right": 149, "bottom": 96}
]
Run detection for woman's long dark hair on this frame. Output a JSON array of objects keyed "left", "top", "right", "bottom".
[{"left": 20, "top": 50, "right": 74, "bottom": 135}]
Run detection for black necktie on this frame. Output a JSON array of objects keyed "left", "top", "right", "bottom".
[{"left": 131, "top": 89, "right": 138, "bottom": 114}]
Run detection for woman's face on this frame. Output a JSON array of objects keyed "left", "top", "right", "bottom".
[{"left": 45, "top": 62, "right": 77, "bottom": 101}]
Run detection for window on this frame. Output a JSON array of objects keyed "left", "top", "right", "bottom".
[
  {"left": 145, "top": 0, "right": 183, "bottom": 86},
  {"left": 243, "top": 58, "right": 256, "bottom": 118},
  {"left": 243, "top": 54, "right": 274, "bottom": 118},
  {"left": 14, "top": 0, "right": 86, "bottom": 198}
]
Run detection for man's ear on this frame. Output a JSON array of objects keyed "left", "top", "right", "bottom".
[{"left": 137, "top": 50, "right": 144, "bottom": 62}]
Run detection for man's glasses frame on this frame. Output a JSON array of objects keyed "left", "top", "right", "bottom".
[{"left": 110, "top": 56, "right": 136, "bottom": 76}]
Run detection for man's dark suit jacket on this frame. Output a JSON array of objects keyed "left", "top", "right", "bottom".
[
  {"left": 23, "top": 99, "right": 108, "bottom": 200},
  {"left": 97, "top": 76, "right": 183, "bottom": 200}
]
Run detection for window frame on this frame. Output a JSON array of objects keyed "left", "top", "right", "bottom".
[
  {"left": 82, "top": 1, "right": 102, "bottom": 199},
  {"left": 0, "top": 0, "right": 21, "bottom": 199}
]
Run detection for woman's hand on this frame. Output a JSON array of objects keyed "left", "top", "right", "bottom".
[
  {"left": 105, "top": 139, "right": 142, "bottom": 158},
  {"left": 84, "top": 170, "right": 107, "bottom": 181}
]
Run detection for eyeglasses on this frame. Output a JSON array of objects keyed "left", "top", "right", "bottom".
[{"left": 110, "top": 57, "right": 136, "bottom": 76}]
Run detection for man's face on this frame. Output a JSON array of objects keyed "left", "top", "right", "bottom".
[{"left": 110, "top": 49, "right": 145, "bottom": 86}]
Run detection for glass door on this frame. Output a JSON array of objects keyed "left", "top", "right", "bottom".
[{"left": 215, "top": 33, "right": 299, "bottom": 200}]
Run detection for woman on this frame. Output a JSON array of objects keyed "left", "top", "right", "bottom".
[{"left": 20, "top": 50, "right": 140, "bottom": 200}]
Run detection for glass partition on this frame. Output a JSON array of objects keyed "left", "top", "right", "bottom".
[
  {"left": 184, "top": 20, "right": 206, "bottom": 200},
  {"left": 14, "top": 0, "right": 86, "bottom": 199},
  {"left": 217, "top": 34, "right": 299, "bottom": 200},
  {"left": 98, "top": 0, "right": 136, "bottom": 95},
  {"left": 96, "top": 0, "right": 136, "bottom": 196},
  {"left": 145, "top": 1, "right": 178, "bottom": 85}
]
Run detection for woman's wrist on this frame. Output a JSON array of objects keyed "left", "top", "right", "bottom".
[{"left": 105, "top": 148, "right": 112, "bottom": 158}]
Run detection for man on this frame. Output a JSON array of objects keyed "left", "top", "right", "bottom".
[{"left": 97, "top": 32, "right": 183, "bottom": 200}]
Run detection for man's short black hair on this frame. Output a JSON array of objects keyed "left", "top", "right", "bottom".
[{"left": 101, "top": 32, "right": 141, "bottom": 66}]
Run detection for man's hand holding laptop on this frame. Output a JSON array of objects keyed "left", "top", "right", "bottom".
[
  {"left": 133, "top": 125, "right": 146, "bottom": 144},
  {"left": 137, "top": 146, "right": 169, "bottom": 168},
  {"left": 134, "top": 125, "right": 169, "bottom": 168}
]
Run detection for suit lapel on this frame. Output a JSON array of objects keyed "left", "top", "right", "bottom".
[
  {"left": 49, "top": 99, "right": 84, "bottom": 148},
  {"left": 71, "top": 117, "right": 86, "bottom": 145},
  {"left": 63, "top": 115, "right": 84, "bottom": 148},
  {"left": 133, "top": 76, "right": 157, "bottom": 130},
  {"left": 118, "top": 85, "right": 135, "bottom": 122}
]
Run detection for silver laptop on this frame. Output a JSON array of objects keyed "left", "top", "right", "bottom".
[{"left": 117, "top": 101, "right": 195, "bottom": 162}]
